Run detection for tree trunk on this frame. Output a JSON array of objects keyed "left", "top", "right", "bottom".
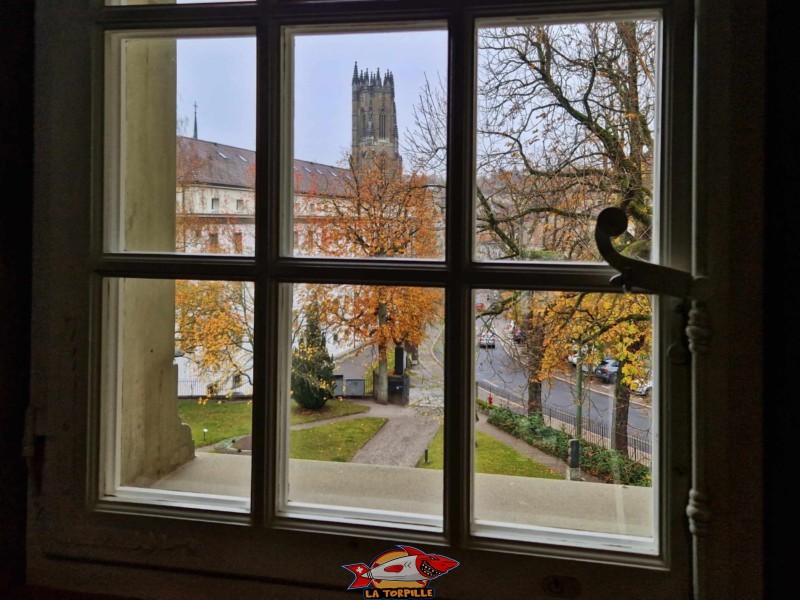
[
  {"left": 527, "top": 380, "right": 542, "bottom": 416},
  {"left": 525, "top": 307, "right": 545, "bottom": 416},
  {"left": 375, "top": 302, "right": 389, "bottom": 404},
  {"left": 575, "top": 359, "right": 584, "bottom": 439},
  {"left": 612, "top": 378, "right": 630, "bottom": 454},
  {"left": 375, "top": 343, "right": 388, "bottom": 404}
]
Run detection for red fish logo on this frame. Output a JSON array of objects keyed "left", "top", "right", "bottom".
[{"left": 343, "top": 545, "right": 459, "bottom": 597}]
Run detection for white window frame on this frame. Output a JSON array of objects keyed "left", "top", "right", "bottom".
[{"left": 27, "top": 0, "right": 764, "bottom": 598}]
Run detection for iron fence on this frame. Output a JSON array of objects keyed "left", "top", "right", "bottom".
[
  {"left": 177, "top": 379, "right": 253, "bottom": 399},
  {"left": 476, "top": 382, "right": 651, "bottom": 466}
]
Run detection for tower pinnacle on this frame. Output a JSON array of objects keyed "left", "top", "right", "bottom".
[{"left": 351, "top": 64, "right": 401, "bottom": 173}]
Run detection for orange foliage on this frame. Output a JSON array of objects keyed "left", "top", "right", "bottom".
[
  {"left": 175, "top": 280, "right": 254, "bottom": 385},
  {"left": 297, "top": 157, "right": 442, "bottom": 259}
]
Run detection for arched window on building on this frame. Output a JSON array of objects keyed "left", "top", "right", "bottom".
[{"left": 379, "top": 109, "right": 386, "bottom": 138}]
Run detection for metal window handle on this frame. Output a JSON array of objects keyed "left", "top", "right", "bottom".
[
  {"left": 595, "top": 207, "right": 709, "bottom": 301},
  {"left": 597, "top": 206, "right": 715, "bottom": 600}
]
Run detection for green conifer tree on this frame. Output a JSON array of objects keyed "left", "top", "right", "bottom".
[{"left": 291, "top": 304, "right": 335, "bottom": 410}]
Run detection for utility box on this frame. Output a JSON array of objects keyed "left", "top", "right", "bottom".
[
  {"left": 388, "top": 376, "right": 404, "bottom": 394},
  {"left": 344, "top": 378, "right": 365, "bottom": 397},
  {"left": 387, "top": 374, "right": 410, "bottom": 405},
  {"left": 333, "top": 374, "right": 344, "bottom": 397}
]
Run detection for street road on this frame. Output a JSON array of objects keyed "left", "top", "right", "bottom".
[
  {"left": 474, "top": 345, "right": 652, "bottom": 436},
  {"left": 334, "top": 318, "right": 652, "bottom": 445}
]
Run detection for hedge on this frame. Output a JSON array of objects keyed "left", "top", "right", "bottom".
[{"left": 485, "top": 407, "right": 651, "bottom": 487}]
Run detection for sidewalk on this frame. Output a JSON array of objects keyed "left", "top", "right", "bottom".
[{"left": 325, "top": 337, "right": 588, "bottom": 476}]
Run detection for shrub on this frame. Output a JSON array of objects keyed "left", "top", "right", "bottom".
[
  {"left": 476, "top": 398, "right": 497, "bottom": 414},
  {"left": 486, "top": 405, "right": 651, "bottom": 486},
  {"left": 291, "top": 305, "right": 335, "bottom": 410}
]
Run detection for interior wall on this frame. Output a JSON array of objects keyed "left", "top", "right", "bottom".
[
  {"left": 0, "top": 0, "right": 34, "bottom": 594},
  {"left": 0, "top": 0, "right": 794, "bottom": 597},
  {"left": 764, "top": 0, "right": 799, "bottom": 597}
]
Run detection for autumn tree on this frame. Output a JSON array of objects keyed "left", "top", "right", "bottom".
[
  {"left": 175, "top": 279, "right": 255, "bottom": 394},
  {"left": 296, "top": 156, "right": 443, "bottom": 403},
  {"left": 297, "top": 154, "right": 441, "bottom": 259},
  {"left": 408, "top": 20, "right": 656, "bottom": 261},
  {"left": 537, "top": 292, "right": 652, "bottom": 454},
  {"left": 409, "top": 20, "right": 656, "bottom": 451},
  {"left": 291, "top": 303, "right": 335, "bottom": 410}
]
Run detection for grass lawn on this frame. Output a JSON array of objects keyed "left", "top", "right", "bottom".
[
  {"left": 290, "top": 417, "right": 387, "bottom": 462},
  {"left": 291, "top": 397, "right": 369, "bottom": 424},
  {"left": 178, "top": 400, "right": 253, "bottom": 447},
  {"left": 178, "top": 398, "right": 370, "bottom": 447},
  {"left": 417, "top": 427, "right": 563, "bottom": 479}
]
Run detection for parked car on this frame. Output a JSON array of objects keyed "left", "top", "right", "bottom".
[
  {"left": 567, "top": 354, "right": 591, "bottom": 374},
  {"left": 474, "top": 302, "right": 486, "bottom": 311},
  {"left": 566, "top": 344, "right": 593, "bottom": 366},
  {"left": 478, "top": 331, "right": 496, "bottom": 348},
  {"left": 593, "top": 358, "right": 620, "bottom": 383},
  {"left": 633, "top": 379, "right": 653, "bottom": 397}
]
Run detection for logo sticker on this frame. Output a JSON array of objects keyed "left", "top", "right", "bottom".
[{"left": 343, "top": 544, "right": 459, "bottom": 598}]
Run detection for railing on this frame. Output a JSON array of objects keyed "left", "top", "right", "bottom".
[{"left": 177, "top": 379, "right": 253, "bottom": 399}]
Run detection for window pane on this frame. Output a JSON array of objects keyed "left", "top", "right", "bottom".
[
  {"left": 474, "top": 18, "right": 659, "bottom": 263},
  {"left": 290, "top": 28, "right": 447, "bottom": 260},
  {"left": 282, "top": 284, "right": 445, "bottom": 529},
  {"left": 106, "top": 33, "right": 255, "bottom": 255},
  {"left": 101, "top": 278, "right": 254, "bottom": 510},
  {"left": 472, "top": 289, "right": 655, "bottom": 552}
]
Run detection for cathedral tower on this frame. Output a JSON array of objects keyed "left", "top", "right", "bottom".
[{"left": 351, "top": 62, "right": 402, "bottom": 173}]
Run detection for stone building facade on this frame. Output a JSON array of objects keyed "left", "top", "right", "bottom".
[{"left": 351, "top": 62, "right": 402, "bottom": 173}]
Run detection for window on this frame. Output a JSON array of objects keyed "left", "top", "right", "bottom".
[
  {"left": 33, "top": 0, "right": 756, "bottom": 597},
  {"left": 236, "top": 198, "right": 244, "bottom": 212}
]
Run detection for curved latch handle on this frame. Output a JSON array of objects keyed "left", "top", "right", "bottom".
[{"left": 595, "top": 207, "right": 708, "bottom": 300}]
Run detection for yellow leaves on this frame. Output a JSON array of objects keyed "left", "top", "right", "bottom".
[
  {"left": 298, "top": 283, "right": 443, "bottom": 360},
  {"left": 531, "top": 291, "right": 652, "bottom": 385},
  {"left": 175, "top": 279, "right": 252, "bottom": 385},
  {"left": 299, "top": 162, "right": 442, "bottom": 259}
]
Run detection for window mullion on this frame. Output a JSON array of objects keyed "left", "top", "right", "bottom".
[
  {"left": 443, "top": 8, "right": 476, "bottom": 548},
  {"left": 254, "top": 15, "right": 282, "bottom": 528}
]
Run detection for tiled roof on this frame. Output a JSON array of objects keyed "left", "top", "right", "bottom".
[{"left": 178, "top": 136, "right": 349, "bottom": 196}]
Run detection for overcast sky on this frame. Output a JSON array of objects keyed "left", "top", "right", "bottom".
[{"left": 177, "top": 29, "right": 447, "bottom": 167}]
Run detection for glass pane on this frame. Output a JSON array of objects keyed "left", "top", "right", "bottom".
[
  {"left": 472, "top": 289, "right": 655, "bottom": 551},
  {"left": 474, "top": 18, "right": 659, "bottom": 263},
  {"left": 282, "top": 284, "right": 445, "bottom": 528},
  {"left": 106, "top": 33, "right": 255, "bottom": 255},
  {"left": 290, "top": 28, "right": 447, "bottom": 260},
  {"left": 101, "top": 278, "right": 254, "bottom": 509}
]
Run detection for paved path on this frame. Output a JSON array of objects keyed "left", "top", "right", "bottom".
[
  {"left": 351, "top": 408, "right": 439, "bottom": 466},
  {"left": 216, "top": 331, "right": 595, "bottom": 477},
  {"left": 475, "top": 413, "right": 601, "bottom": 483}
]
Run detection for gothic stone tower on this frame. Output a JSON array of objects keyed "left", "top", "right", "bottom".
[{"left": 351, "top": 62, "right": 402, "bottom": 173}]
